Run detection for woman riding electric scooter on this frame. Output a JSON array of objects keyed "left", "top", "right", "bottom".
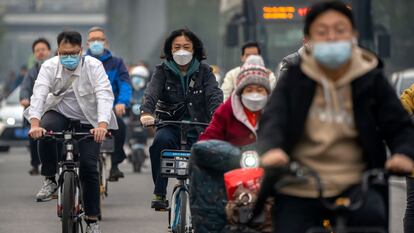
[{"left": 191, "top": 64, "right": 271, "bottom": 232}]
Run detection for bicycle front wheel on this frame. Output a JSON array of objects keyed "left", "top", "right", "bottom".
[
  {"left": 62, "top": 172, "right": 79, "bottom": 233},
  {"left": 175, "top": 191, "right": 189, "bottom": 233}
]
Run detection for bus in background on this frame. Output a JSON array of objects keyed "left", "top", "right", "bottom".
[{"left": 218, "top": 0, "right": 391, "bottom": 73}]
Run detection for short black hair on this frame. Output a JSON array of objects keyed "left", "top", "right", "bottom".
[
  {"left": 161, "top": 28, "right": 206, "bottom": 61},
  {"left": 57, "top": 30, "right": 82, "bottom": 47},
  {"left": 304, "top": 1, "right": 355, "bottom": 36},
  {"left": 32, "top": 38, "right": 51, "bottom": 53},
  {"left": 241, "top": 41, "right": 261, "bottom": 55}
]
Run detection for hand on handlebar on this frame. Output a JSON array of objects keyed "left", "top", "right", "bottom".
[
  {"left": 29, "top": 126, "right": 46, "bottom": 139},
  {"left": 140, "top": 115, "right": 155, "bottom": 127},
  {"left": 385, "top": 154, "right": 414, "bottom": 175},
  {"left": 260, "top": 148, "right": 290, "bottom": 168},
  {"left": 90, "top": 127, "right": 108, "bottom": 143}
]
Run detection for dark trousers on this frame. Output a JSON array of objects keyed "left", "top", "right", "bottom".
[
  {"left": 38, "top": 111, "right": 100, "bottom": 216},
  {"left": 111, "top": 116, "right": 126, "bottom": 167},
  {"left": 272, "top": 186, "right": 386, "bottom": 233},
  {"left": 24, "top": 119, "right": 40, "bottom": 167},
  {"left": 405, "top": 176, "right": 414, "bottom": 233},
  {"left": 29, "top": 138, "right": 40, "bottom": 167},
  {"left": 149, "top": 125, "right": 195, "bottom": 195}
]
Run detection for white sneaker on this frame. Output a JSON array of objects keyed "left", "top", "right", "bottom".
[
  {"left": 35, "top": 178, "right": 57, "bottom": 202},
  {"left": 86, "top": 222, "right": 101, "bottom": 233}
]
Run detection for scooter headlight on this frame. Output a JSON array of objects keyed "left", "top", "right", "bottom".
[{"left": 240, "top": 150, "right": 259, "bottom": 168}]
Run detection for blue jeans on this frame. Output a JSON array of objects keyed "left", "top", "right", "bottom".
[{"left": 149, "top": 125, "right": 195, "bottom": 195}]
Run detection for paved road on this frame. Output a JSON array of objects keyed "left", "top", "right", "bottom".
[
  {"left": 0, "top": 147, "right": 408, "bottom": 233},
  {"left": 0, "top": 147, "right": 169, "bottom": 233}
]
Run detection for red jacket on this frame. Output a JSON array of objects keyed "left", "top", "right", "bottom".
[{"left": 198, "top": 95, "right": 257, "bottom": 146}]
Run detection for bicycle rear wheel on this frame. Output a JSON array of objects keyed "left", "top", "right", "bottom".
[{"left": 62, "top": 172, "right": 80, "bottom": 233}]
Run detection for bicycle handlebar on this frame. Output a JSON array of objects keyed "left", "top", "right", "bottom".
[
  {"left": 44, "top": 131, "right": 92, "bottom": 137},
  {"left": 252, "top": 161, "right": 411, "bottom": 224},
  {"left": 146, "top": 120, "right": 209, "bottom": 128},
  {"left": 279, "top": 163, "right": 411, "bottom": 212},
  {"left": 41, "top": 131, "right": 112, "bottom": 141}
]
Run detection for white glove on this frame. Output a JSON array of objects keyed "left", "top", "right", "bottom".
[{"left": 140, "top": 115, "right": 155, "bottom": 127}]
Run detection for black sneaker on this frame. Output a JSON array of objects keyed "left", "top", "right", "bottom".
[
  {"left": 28, "top": 166, "right": 40, "bottom": 176},
  {"left": 151, "top": 195, "right": 169, "bottom": 211},
  {"left": 108, "top": 167, "right": 124, "bottom": 182}
]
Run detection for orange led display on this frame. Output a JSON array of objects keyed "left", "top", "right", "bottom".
[{"left": 262, "top": 5, "right": 310, "bottom": 20}]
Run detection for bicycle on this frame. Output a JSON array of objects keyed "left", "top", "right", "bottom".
[
  {"left": 253, "top": 163, "right": 410, "bottom": 233},
  {"left": 41, "top": 120, "right": 109, "bottom": 233},
  {"left": 149, "top": 120, "right": 209, "bottom": 233},
  {"left": 97, "top": 135, "right": 113, "bottom": 220},
  {"left": 304, "top": 168, "right": 408, "bottom": 233}
]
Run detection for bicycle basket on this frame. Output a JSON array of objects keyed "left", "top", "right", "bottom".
[{"left": 161, "top": 149, "right": 191, "bottom": 178}]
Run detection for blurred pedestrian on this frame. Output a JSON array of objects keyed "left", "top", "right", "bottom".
[
  {"left": 19, "top": 37, "right": 52, "bottom": 175},
  {"left": 4, "top": 66, "right": 27, "bottom": 96}
]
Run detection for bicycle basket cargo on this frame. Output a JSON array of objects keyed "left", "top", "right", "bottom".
[{"left": 161, "top": 149, "right": 191, "bottom": 178}]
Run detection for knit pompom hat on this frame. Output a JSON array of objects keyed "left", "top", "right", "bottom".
[{"left": 235, "top": 64, "right": 270, "bottom": 95}]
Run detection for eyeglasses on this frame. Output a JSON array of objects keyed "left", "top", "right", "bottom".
[
  {"left": 58, "top": 50, "right": 81, "bottom": 56},
  {"left": 87, "top": 38, "right": 106, "bottom": 42}
]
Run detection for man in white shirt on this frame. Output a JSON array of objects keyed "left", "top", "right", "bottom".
[
  {"left": 221, "top": 42, "right": 277, "bottom": 100},
  {"left": 27, "top": 31, "right": 117, "bottom": 233}
]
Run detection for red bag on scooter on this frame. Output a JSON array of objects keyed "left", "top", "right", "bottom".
[{"left": 224, "top": 168, "right": 264, "bottom": 200}]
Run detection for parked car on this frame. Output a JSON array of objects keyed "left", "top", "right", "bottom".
[
  {"left": 391, "top": 68, "right": 414, "bottom": 96},
  {"left": 0, "top": 86, "right": 28, "bottom": 152}
]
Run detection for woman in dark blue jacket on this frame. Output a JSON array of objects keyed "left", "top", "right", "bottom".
[{"left": 140, "top": 28, "right": 223, "bottom": 209}]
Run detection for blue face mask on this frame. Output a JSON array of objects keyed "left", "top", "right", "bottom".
[
  {"left": 60, "top": 54, "right": 81, "bottom": 71},
  {"left": 89, "top": 41, "right": 105, "bottom": 55},
  {"left": 312, "top": 40, "right": 352, "bottom": 69}
]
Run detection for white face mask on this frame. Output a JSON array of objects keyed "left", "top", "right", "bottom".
[
  {"left": 173, "top": 49, "right": 193, "bottom": 66},
  {"left": 241, "top": 92, "right": 268, "bottom": 112}
]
